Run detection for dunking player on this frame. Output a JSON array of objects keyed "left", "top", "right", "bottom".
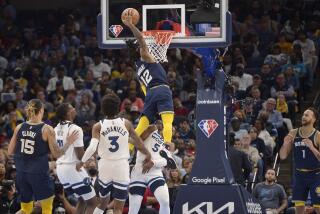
[
  {"left": 122, "top": 9, "right": 174, "bottom": 146},
  {"left": 76, "top": 93, "right": 153, "bottom": 214},
  {"left": 280, "top": 107, "right": 320, "bottom": 214},
  {"left": 8, "top": 99, "right": 78, "bottom": 214},
  {"left": 129, "top": 125, "right": 176, "bottom": 214},
  {"left": 54, "top": 103, "right": 97, "bottom": 213}
]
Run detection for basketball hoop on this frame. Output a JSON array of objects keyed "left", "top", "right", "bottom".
[{"left": 142, "top": 30, "right": 175, "bottom": 63}]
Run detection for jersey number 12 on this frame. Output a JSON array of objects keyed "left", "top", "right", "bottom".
[
  {"left": 140, "top": 69, "right": 152, "bottom": 86},
  {"left": 21, "top": 139, "right": 35, "bottom": 154}
]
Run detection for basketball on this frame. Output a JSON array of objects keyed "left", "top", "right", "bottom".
[{"left": 121, "top": 8, "right": 140, "bottom": 25}]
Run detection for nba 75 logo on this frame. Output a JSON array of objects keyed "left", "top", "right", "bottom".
[
  {"left": 198, "top": 119, "right": 218, "bottom": 138},
  {"left": 109, "top": 25, "right": 123, "bottom": 38}
]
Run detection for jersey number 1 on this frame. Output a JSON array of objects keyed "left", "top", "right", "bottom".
[
  {"left": 302, "top": 150, "right": 305, "bottom": 159},
  {"left": 21, "top": 139, "right": 35, "bottom": 154},
  {"left": 109, "top": 136, "right": 119, "bottom": 152}
]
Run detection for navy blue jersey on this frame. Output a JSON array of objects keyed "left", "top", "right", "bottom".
[
  {"left": 15, "top": 122, "right": 50, "bottom": 173},
  {"left": 135, "top": 60, "right": 168, "bottom": 89},
  {"left": 293, "top": 128, "right": 320, "bottom": 170}
]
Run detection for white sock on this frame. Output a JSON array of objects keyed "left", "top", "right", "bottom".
[
  {"left": 128, "top": 194, "right": 143, "bottom": 214},
  {"left": 93, "top": 207, "right": 104, "bottom": 214},
  {"left": 154, "top": 185, "right": 170, "bottom": 214}
]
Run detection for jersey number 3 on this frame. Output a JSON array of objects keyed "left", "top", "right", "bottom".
[
  {"left": 21, "top": 139, "right": 35, "bottom": 154},
  {"left": 108, "top": 136, "right": 119, "bottom": 152}
]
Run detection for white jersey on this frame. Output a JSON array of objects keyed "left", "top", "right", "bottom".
[
  {"left": 136, "top": 130, "right": 165, "bottom": 168},
  {"left": 54, "top": 121, "right": 84, "bottom": 164},
  {"left": 98, "top": 118, "right": 129, "bottom": 160}
]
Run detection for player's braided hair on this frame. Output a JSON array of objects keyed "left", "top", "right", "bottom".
[
  {"left": 126, "top": 39, "right": 139, "bottom": 61},
  {"left": 25, "top": 99, "right": 43, "bottom": 119}
]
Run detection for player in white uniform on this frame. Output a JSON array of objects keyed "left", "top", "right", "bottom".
[
  {"left": 54, "top": 103, "right": 97, "bottom": 213},
  {"left": 129, "top": 125, "right": 177, "bottom": 214},
  {"left": 77, "top": 93, "right": 153, "bottom": 214}
]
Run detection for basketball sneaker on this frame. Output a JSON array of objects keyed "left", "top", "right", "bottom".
[{"left": 159, "top": 148, "right": 177, "bottom": 169}]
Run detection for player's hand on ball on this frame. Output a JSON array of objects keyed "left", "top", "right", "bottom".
[
  {"left": 122, "top": 10, "right": 134, "bottom": 26},
  {"left": 67, "top": 130, "right": 79, "bottom": 145},
  {"left": 142, "top": 159, "right": 154, "bottom": 174}
]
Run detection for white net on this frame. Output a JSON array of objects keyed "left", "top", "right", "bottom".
[{"left": 143, "top": 30, "right": 175, "bottom": 63}]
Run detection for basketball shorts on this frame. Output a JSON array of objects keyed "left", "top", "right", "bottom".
[
  {"left": 292, "top": 170, "right": 320, "bottom": 205},
  {"left": 143, "top": 85, "right": 174, "bottom": 122},
  {"left": 56, "top": 163, "right": 96, "bottom": 200},
  {"left": 97, "top": 159, "right": 130, "bottom": 201},
  {"left": 129, "top": 165, "right": 166, "bottom": 196},
  {"left": 16, "top": 170, "right": 54, "bottom": 202}
]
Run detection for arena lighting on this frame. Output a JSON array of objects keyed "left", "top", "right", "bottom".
[{"left": 190, "top": 0, "right": 220, "bottom": 24}]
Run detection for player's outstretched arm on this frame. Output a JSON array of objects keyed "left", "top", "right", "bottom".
[
  {"left": 77, "top": 123, "right": 101, "bottom": 171},
  {"left": 122, "top": 10, "right": 155, "bottom": 63},
  {"left": 279, "top": 129, "right": 296, "bottom": 160},
  {"left": 46, "top": 125, "right": 79, "bottom": 158},
  {"left": 8, "top": 124, "right": 22, "bottom": 156}
]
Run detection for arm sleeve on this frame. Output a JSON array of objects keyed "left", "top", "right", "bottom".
[{"left": 81, "top": 138, "right": 99, "bottom": 162}]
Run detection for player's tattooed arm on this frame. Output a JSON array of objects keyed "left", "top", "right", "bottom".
[
  {"left": 279, "top": 129, "right": 296, "bottom": 160},
  {"left": 45, "top": 125, "right": 79, "bottom": 158},
  {"left": 8, "top": 124, "right": 22, "bottom": 156},
  {"left": 122, "top": 9, "right": 155, "bottom": 63}
]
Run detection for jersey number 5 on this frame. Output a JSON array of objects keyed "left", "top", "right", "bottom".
[
  {"left": 109, "top": 136, "right": 119, "bottom": 152},
  {"left": 140, "top": 69, "right": 152, "bottom": 86},
  {"left": 21, "top": 139, "right": 35, "bottom": 154}
]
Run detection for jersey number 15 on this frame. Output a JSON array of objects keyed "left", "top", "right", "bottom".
[{"left": 21, "top": 139, "right": 35, "bottom": 154}]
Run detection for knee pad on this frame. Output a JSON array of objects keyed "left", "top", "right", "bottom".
[{"left": 40, "top": 196, "right": 54, "bottom": 214}]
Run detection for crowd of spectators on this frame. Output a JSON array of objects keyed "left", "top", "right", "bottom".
[{"left": 0, "top": 0, "right": 319, "bottom": 213}]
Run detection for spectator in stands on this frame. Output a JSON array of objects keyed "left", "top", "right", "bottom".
[
  {"left": 249, "top": 127, "right": 268, "bottom": 159},
  {"left": 229, "top": 117, "right": 248, "bottom": 140},
  {"left": 241, "top": 134, "right": 261, "bottom": 173},
  {"left": 178, "top": 117, "right": 195, "bottom": 141},
  {"left": 89, "top": 51, "right": 111, "bottom": 78},
  {"left": 228, "top": 134, "right": 252, "bottom": 186},
  {"left": 264, "top": 45, "right": 288, "bottom": 69},
  {"left": 47, "top": 65, "right": 75, "bottom": 93},
  {"left": 173, "top": 97, "right": 189, "bottom": 117},
  {"left": 230, "top": 63, "right": 253, "bottom": 98},
  {"left": 15, "top": 88, "right": 27, "bottom": 114},
  {"left": 260, "top": 64, "right": 275, "bottom": 89},
  {"left": 253, "top": 168, "right": 288, "bottom": 214},
  {"left": 254, "top": 118, "right": 275, "bottom": 152},
  {"left": 293, "top": 31, "right": 318, "bottom": 74},
  {"left": 75, "top": 92, "right": 96, "bottom": 123},
  {"left": 246, "top": 74, "right": 270, "bottom": 100},
  {"left": 167, "top": 169, "right": 182, "bottom": 188},
  {"left": 120, "top": 89, "right": 144, "bottom": 112},
  {"left": 260, "top": 98, "right": 284, "bottom": 129}
]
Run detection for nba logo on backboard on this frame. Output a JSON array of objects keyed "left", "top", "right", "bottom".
[
  {"left": 198, "top": 119, "right": 218, "bottom": 138},
  {"left": 109, "top": 25, "right": 123, "bottom": 37}
]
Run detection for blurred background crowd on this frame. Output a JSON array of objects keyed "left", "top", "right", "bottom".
[{"left": 0, "top": 0, "right": 319, "bottom": 213}]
